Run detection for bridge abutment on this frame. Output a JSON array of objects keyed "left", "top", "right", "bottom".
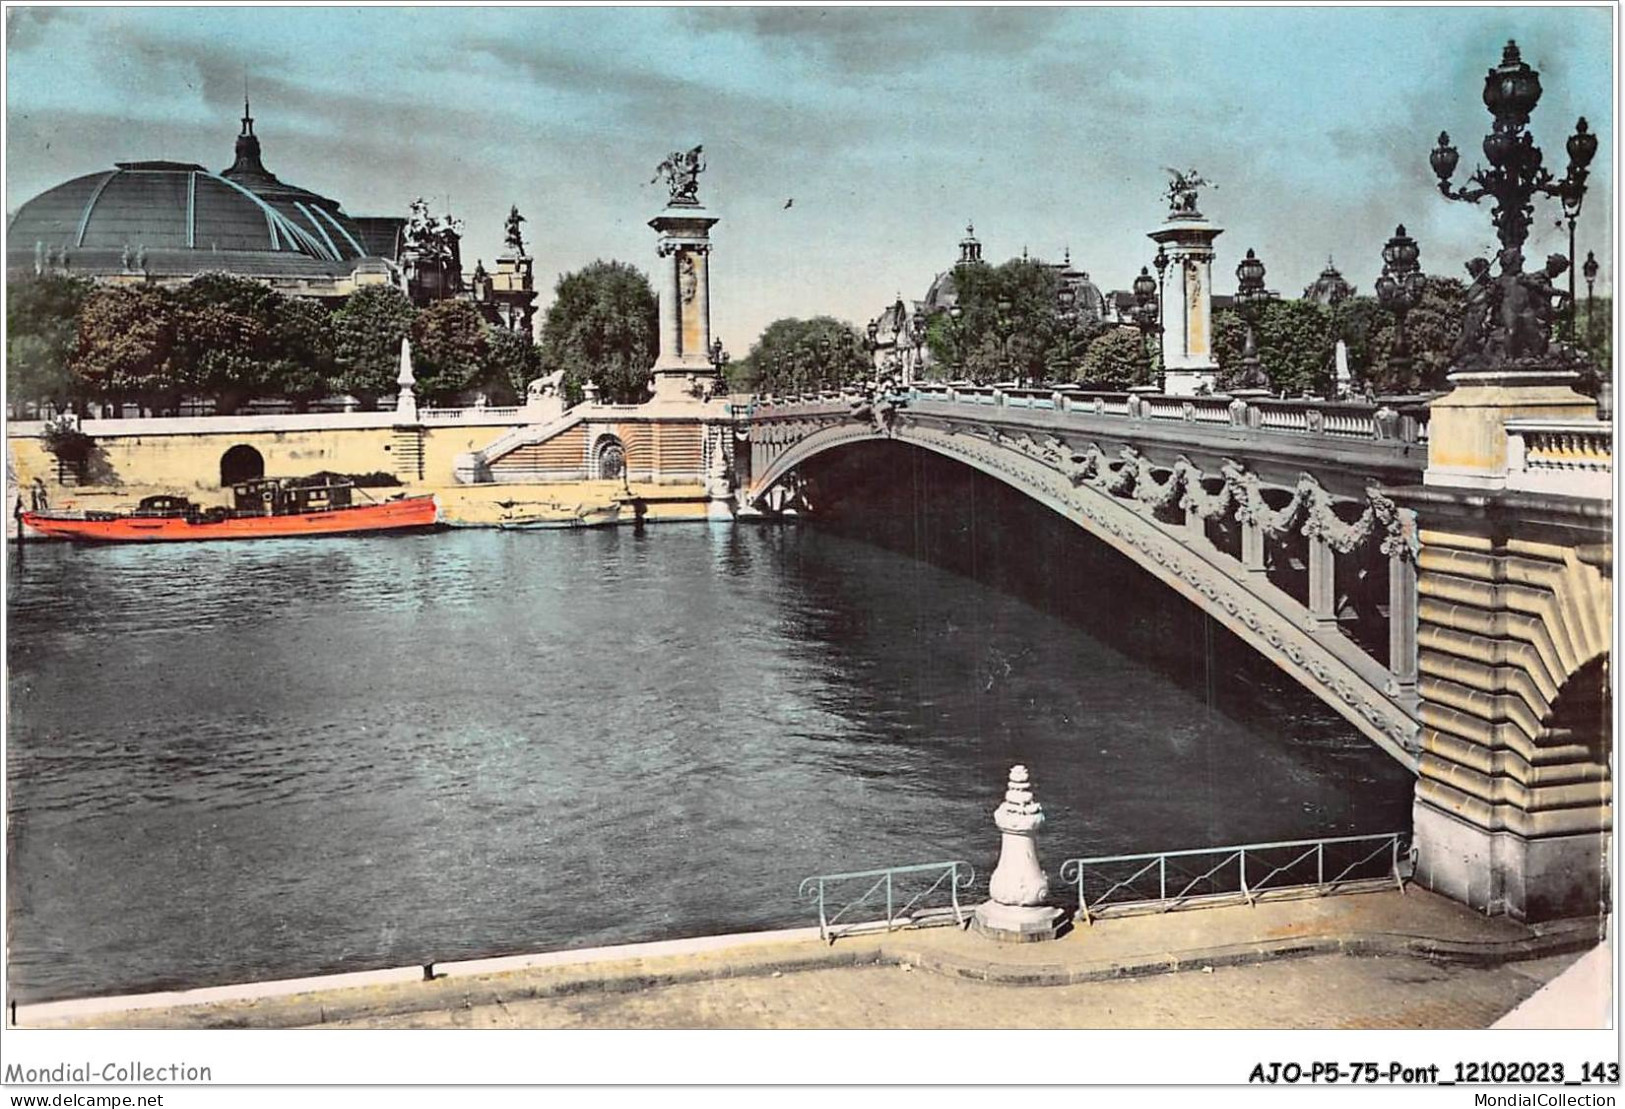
[{"left": 1399, "top": 374, "right": 1611, "bottom": 922}]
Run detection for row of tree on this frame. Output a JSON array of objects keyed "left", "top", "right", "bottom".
[
  {"left": 9, "top": 258, "right": 1608, "bottom": 415},
  {"left": 730, "top": 258, "right": 1610, "bottom": 399},
  {"left": 7, "top": 274, "right": 543, "bottom": 415}
]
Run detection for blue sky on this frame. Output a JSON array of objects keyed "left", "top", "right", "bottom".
[{"left": 5, "top": 5, "right": 1614, "bottom": 352}]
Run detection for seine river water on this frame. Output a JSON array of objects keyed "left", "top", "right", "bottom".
[{"left": 7, "top": 511, "right": 1414, "bottom": 1002}]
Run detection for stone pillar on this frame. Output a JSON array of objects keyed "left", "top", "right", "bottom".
[
  {"left": 649, "top": 202, "right": 720, "bottom": 407},
  {"left": 973, "top": 765, "right": 1067, "bottom": 942},
  {"left": 1307, "top": 535, "right": 1337, "bottom": 629},
  {"left": 1148, "top": 213, "right": 1223, "bottom": 397},
  {"left": 1241, "top": 520, "right": 1267, "bottom": 574},
  {"left": 1386, "top": 548, "right": 1418, "bottom": 700},
  {"left": 1424, "top": 370, "right": 1595, "bottom": 489},
  {"left": 1185, "top": 505, "right": 1208, "bottom": 546}
]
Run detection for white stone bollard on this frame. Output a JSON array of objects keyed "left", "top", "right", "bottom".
[{"left": 973, "top": 764, "right": 1067, "bottom": 942}]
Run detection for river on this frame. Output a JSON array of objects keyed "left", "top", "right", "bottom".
[{"left": 6, "top": 507, "right": 1414, "bottom": 1002}]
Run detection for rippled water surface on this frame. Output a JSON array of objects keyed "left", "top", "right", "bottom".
[{"left": 7, "top": 525, "right": 1413, "bottom": 1001}]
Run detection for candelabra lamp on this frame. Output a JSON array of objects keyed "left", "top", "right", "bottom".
[
  {"left": 1374, "top": 225, "right": 1425, "bottom": 392},
  {"left": 1232, "top": 248, "right": 1271, "bottom": 394}
]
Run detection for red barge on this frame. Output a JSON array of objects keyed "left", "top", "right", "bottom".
[{"left": 21, "top": 477, "right": 440, "bottom": 543}]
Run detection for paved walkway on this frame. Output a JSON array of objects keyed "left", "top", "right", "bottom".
[{"left": 17, "top": 888, "right": 1604, "bottom": 1030}]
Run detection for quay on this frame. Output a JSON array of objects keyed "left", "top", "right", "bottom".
[{"left": 14, "top": 889, "right": 1603, "bottom": 1030}]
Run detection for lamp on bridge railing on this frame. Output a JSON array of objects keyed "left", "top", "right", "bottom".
[
  {"left": 1130, "top": 265, "right": 1162, "bottom": 390},
  {"left": 1233, "top": 248, "right": 1272, "bottom": 394},
  {"left": 947, "top": 302, "right": 967, "bottom": 380},
  {"left": 708, "top": 336, "right": 730, "bottom": 380},
  {"left": 1375, "top": 225, "right": 1425, "bottom": 393},
  {"left": 1582, "top": 249, "right": 1599, "bottom": 341},
  {"left": 1429, "top": 41, "right": 1596, "bottom": 368},
  {"left": 908, "top": 307, "right": 928, "bottom": 385},
  {"left": 1152, "top": 246, "right": 1170, "bottom": 370}
]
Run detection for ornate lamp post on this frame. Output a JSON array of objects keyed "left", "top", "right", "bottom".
[
  {"left": 908, "top": 307, "right": 927, "bottom": 385},
  {"left": 708, "top": 337, "right": 730, "bottom": 380},
  {"left": 1582, "top": 250, "right": 1599, "bottom": 343},
  {"left": 948, "top": 303, "right": 966, "bottom": 379},
  {"left": 1131, "top": 265, "right": 1161, "bottom": 388},
  {"left": 1374, "top": 225, "right": 1425, "bottom": 392},
  {"left": 1233, "top": 248, "right": 1271, "bottom": 393},
  {"left": 995, "top": 297, "right": 1017, "bottom": 386},
  {"left": 866, "top": 317, "right": 881, "bottom": 376},
  {"left": 1429, "top": 40, "right": 1596, "bottom": 362},
  {"left": 1152, "top": 246, "right": 1170, "bottom": 370}
]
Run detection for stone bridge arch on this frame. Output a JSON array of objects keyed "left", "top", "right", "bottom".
[{"left": 749, "top": 414, "right": 1420, "bottom": 769}]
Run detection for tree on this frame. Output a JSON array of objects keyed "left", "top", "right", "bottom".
[
  {"left": 7, "top": 274, "right": 92, "bottom": 414},
  {"left": 1077, "top": 325, "right": 1156, "bottom": 389},
  {"left": 484, "top": 325, "right": 540, "bottom": 405},
  {"left": 265, "top": 297, "right": 336, "bottom": 412},
  {"left": 172, "top": 273, "right": 277, "bottom": 414},
  {"left": 920, "top": 257, "right": 1103, "bottom": 384},
  {"left": 1362, "top": 276, "right": 1467, "bottom": 394},
  {"left": 1213, "top": 299, "right": 1336, "bottom": 396},
  {"left": 71, "top": 285, "right": 180, "bottom": 415},
  {"left": 411, "top": 299, "right": 488, "bottom": 404},
  {"left": 332, "top": 285, "right": 417, "bottom": 409},
  {"left": 539, "top": 261, "right": 658, "bottom": 405},
  {"left": 736, "top": 316, "right": 869, "bottom": 394}
]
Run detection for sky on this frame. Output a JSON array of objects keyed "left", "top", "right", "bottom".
[{"left": 3, "top": 4, "right": 1615, "bottom": 354}]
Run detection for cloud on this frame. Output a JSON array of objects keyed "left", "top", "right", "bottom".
[
  {"left": 681, "top": 7, "right": 1067, "bottom": 76},
  {"left": 5, "top": 7, "right": 80, "bottom": 52}
]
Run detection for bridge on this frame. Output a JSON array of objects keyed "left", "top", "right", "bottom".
[{"left": 740, "top": 379, "right": 1612, "bottom": 923}]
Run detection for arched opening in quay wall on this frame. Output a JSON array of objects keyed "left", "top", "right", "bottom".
[{"left": 219, "top": 444, "right": 265, "bottom": 486}]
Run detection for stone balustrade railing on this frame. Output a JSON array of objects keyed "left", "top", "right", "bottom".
[
  {"left": 7, "top": 402, "right": 548, "bottom": 439},
  {"left": 748, "top": 384, "right": 1433, "bottom": 445},
  {"left": 1504, "top": 420, "right": 1613, "bottom": 500}
]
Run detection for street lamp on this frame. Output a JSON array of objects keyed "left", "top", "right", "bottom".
[
  {"left": 1582, "top": 249, "right": 1599, "bottom": 345},
  {"left": 1375, "top": 225, "right": 1425, "bottom": 392},
  {"left": 1131, "top": 265, "right": 1161, "bottom": 387},
  {"left": 708, "top": 336, "right": 730, "bottom": 378},
  {"left": 908, "top": 309, "right": 927, "bottom": 385},
  {"left": 948, "top": 303, "right": 966, "bottom": 379},
  {"left": 1430, "top": 40, "right": 1596, "bottom": 364},
  {"left": 996, "top": 297, "right": 1016, "bottom": 385},
  {"left": 1234, "top": 248, "right": 1271, "bottom": 392},
  {"left": 1152, "top": 246, "right": 1170, "bottom": 371}
]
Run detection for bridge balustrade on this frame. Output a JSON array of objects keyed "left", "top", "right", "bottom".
[{"left": 1504, "top": 420, "right": 1614, "bottom": 500}]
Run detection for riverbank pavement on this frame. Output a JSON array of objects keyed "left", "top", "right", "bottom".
[{"left": 14, "top": 886, "right": 1606, "bottom": 1030}]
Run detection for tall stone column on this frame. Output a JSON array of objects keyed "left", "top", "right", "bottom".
[
  {"left": 1148, "top": 186, "right": 1222, "bottom": 398},
  {"left": 648, "top": 204, "right": 719, "bottom": 406}
]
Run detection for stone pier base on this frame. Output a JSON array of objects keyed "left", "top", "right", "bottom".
[
  {"left": 1413, "top": 800, "right": 1610, "bottom": 922},
  {"left": 971, "top": 902, "right": 1068, "bottom": 943}
]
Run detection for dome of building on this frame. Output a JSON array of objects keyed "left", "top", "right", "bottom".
[
  {"left": 7, "top": 102, "right": 397, "bottom": 293},
  {"left": 1302, "top": 257, "right": 1355, "bottom": 306}
]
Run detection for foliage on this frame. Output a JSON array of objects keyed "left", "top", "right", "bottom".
[
  {"left": 286, "top": 470, "right": 403, "bottom": 488},
  {"left": 7, "top": 275, "right": 93, "bottom": 412},
  {"left": 538, "top": 261, "right": 659, "bottom": 405},
  {"left": 71, "top": 285, "right": 181, "bottom": 413},
  {"left": 332, "top": 285, "right": 417, "bottom": 408},
  {"left": 1574, "top": 295, "right": 1613, "bottom": 396},
  {"left": 919, "top": 258, "right": 1104, "bottom": 384},
  {"left": 1360, "top": 277, "right": 1467, "bottom": 395},
  {"left": 736, "top": 316, "right": 869, "bottom": 394},
  {"left": 410, "top": 299, "right": 489, "bottom": 404},
  {"left": 266, "top": 297, "right": 337, "bottom": 411},
  {"left": 483, "top": 326, "right": 540, "bottom": 405},
  {"left": 1076, "top": 325, "right": 1156, "bottom": 389},
  {"left": 172, "top": 273, "right": 278, "bottom": 414},
  {"left": 39, "top": 414, "right": 93, "bottom": 465}
]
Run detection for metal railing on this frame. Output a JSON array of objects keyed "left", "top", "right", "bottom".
[
  {"left": 1058, "top": 832, "right": 1409, "bottom": 925},
  {"left": 799, "top": 860, "right": 976, "bottom": 944}
]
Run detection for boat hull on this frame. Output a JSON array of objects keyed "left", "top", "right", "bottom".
[{"left": 21, "top": 495, "right": 440, "bottom": 543}]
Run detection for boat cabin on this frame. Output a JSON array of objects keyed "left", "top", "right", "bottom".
[
  {"left": 231, "top": 478, "right": 355, "bottom": 516},
  {"left": 133, "top": 495, "right": 197, "bottom": 518}
]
